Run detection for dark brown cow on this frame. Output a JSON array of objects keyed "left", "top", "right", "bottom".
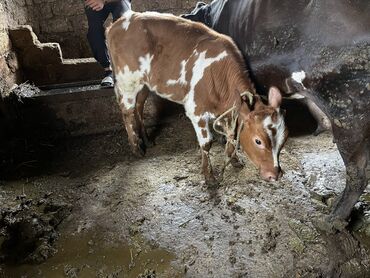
[
  {"left": 182, "top": 0, "right": 370, "bottom": 225},
  {"left": 106, "top": 11, "right": 288, "bottom": 184}
]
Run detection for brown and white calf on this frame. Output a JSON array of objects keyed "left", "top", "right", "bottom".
[{"left": 106, "top": 11, "right": 288, "bottom": 183}]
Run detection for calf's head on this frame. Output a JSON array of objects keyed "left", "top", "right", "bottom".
[{"left": 239, "top": 87, "right": 288, "bottom": 181}]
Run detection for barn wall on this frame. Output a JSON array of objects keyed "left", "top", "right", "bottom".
[
  {"left": 0, "top": 0, "right": 29, "bottom": 96},
  {"left": 3, "top": 0, "right": 31, "bottom": 26},
  {"left": 27, "top": 0, "right": 207, "bottom": 59}
]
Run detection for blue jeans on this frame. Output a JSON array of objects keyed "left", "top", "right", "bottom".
[{"left": 85, "top": 0, "right": 131, "bottom": 69}]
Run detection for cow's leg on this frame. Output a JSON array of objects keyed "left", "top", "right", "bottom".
[
  {"left": 201, "top": 141, "right": 217, "bottom": 185},
  {"left": 303, "top": 98, "right": 332, "bottom": 136},
  {"left": 329, "top": 129, "right": 369, "bottom": 228},
  {"left": 115, "top": 86, "right": 146, "bottom": 156},
  {"left": 221, "top": 115, "right": 243, "bottom": 169},
  {"left": 135, "top": 86, "right": 153, "bottom": 148},
  {"left": 121, "top": 107, "right": 146, "bottom": 156},
  {"left": 189, "top": 116, "right": 217, "bottom": 185},
  {"left": 225, "top": 140, "right": 243, "bottom": 168}
]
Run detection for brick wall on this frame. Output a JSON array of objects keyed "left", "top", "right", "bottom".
[{"left": 28, "top": 0, "right": 207, "bottom": 59}]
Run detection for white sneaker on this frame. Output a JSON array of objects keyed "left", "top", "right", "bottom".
[{"left": 100, "top": 75, "right": 114, "bottom": 88}]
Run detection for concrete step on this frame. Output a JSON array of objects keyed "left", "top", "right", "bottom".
[{"left": 9, "top": 25, "right": 104, "bottom": 86}]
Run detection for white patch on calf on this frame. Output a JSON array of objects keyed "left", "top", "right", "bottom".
[
  {"left": 115, "top": 53, "right": 154, "bottom": 109},
  {"left": 192, "top": 112, "right": 216, "bottom": 147},
  {"left": 291, "top": 71, "right": 307, "bottom": 89},
  {"left": 117, "top": 66, "right": 142, "bottom": 92},
  {"left": 200, "top": 128, "right": 209, "bottom": 145},
  {"left": 122, "top": 10, "right": 133, "bottom": 31},
  {"left": 181, "top": 50, "right": 227, "bottom": 146},
  {"left": 184, "top": 50, "right": 227, "bottom": 122},
  {"left": 139, "top": 53, "right": 154, "bottom": 74},
  {"left": 167, "top": 60, "right": 188, "bottom": 86},
  {"left": 263, "top": 112, "right": 286, "bottom": 167},
  {"left": 189, "top": 50, "right": 227, "bottom": 95}
]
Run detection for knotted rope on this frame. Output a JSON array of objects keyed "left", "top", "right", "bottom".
[{"left": 212, "top": 91, "right": 254, "bottom": 176}]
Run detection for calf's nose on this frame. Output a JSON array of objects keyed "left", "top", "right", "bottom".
[
  {"left": 263, "top": 172, "right": 278, "bottom": 181},
  {"left": 261, "top": 167, "right": 281, "bottom": 182}
]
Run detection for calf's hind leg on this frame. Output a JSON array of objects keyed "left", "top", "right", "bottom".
[
  {"left": 115, "top": 85, "right": 146, "bottom": 156},
  {"left": 135, "top": 86, "right": 153, "bottom": 148}
]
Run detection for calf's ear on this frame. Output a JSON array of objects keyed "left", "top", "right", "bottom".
[{"left": 268, "top": 87, "right": 282, "bottom": 109}]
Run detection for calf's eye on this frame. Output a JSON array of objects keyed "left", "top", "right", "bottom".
[{"left": 255, "top": 139, "right": 262, "bottom": 145}]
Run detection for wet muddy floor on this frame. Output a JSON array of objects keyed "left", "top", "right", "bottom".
[{"left": 1, "top": 116, "right": 370, "bottom": 277}]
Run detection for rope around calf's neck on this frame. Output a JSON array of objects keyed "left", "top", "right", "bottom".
[
  {"left": 212, "top": 105, "right": 246, "bottom": 175},
  {"left": 212, "top": 90, "right": 253, "bottom": 137},
  {"left": 212, "top": 90, "right": 254, "bottom": 176}
]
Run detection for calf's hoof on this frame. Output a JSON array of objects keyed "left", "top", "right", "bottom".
[
  {"left": 131, "top": 139, "right": 146, "bottom": 157},
  {"left": 143, "top": 136, "right": 154, "bottom": 148},
  {"left": 205, "top": 175, "right": 219, "bottom": 188}
]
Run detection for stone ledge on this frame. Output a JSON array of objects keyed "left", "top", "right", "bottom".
[
  {"left": 9, "top": 25, "right": 103, "bottom": 86},
  {"left": 3, "top": 83, "right": 182, "bottom": 138}
]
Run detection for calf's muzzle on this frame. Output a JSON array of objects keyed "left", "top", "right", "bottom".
[{"left": 260, "top": 166, "right": 282, "bottom": 182}]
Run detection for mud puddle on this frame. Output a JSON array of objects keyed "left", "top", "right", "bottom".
[{"left": 1, "top": 230, "right": 178, "bottom": 278}]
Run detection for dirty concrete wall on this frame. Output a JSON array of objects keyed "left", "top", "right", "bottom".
[
  {"left": 25, "top": 0, "right": 207, "bottom": 59},
  {"left": 0, "top": 3, "right": 12, "bottom": 96},
  {"left": 2, "top": 0, "right": 30, "bottom": 27},
  {"left": 0, "top": 0, "right": 29, "bottom": 96}
]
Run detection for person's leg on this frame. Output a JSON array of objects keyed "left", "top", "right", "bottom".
[
  {"left": 85, "top": 7, "right": 110, "bottom": 69},
  {"left": 100, "top": 0, "right": 131, "bottom": 87}
]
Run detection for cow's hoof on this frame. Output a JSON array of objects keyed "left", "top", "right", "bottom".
[
  {"left": 313, "top": 215, "right": 348, "bottom": 234},
  {"left": 313, "top": 126, "right": 326, "bottom": 136}
]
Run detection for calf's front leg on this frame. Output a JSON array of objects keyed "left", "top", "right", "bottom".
[
  {"left": 225, "top": 140, "right": 243, "bottom": 168},
  {"left": 201, "top": 142, "right": 217, "bottom": 185},
  {"left": 189, "top": 115, "right": 217, "bottom": 185}
]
